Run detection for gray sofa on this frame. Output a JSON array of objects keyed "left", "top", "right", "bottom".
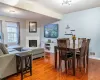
[
  {"left": 13, "top": 47, "right": 44, "bottom": 59},
  {"left": 0, "top": 43, "right": 44, "bottom": 79},
  {"left": 31, "top": 48, "right": 44, "bottom": 59},
  {"left": 0, "top": 53, "right": 17, "bottom": 79}
]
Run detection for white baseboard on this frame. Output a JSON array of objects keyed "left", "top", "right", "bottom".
[{"left": 89, "top": 56, "right": 100, "bottom": 60}]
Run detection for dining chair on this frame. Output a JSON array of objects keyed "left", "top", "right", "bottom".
[
  {"left": 76, "top": 39, "right": 86, "bottom": 71},
  {"left": 85, "top": 39, "right": 91, "bottom": 67},
  {"left": 57, "top": 38, "right": 73, "bottom": 73},
  {"left": 78, "top": 38, "right": 86, "bottom": 48},
  {"left": 77, "top": 38, "right": 86, "bottom": 57}
]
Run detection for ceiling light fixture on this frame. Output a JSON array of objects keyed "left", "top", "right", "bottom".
[
  {"left": 3, "top": 0, "right": 19, "bottom": 6},
  {"left": 9, "top": 10, "right": 15, "bottom": 13},
  {"left": 62, "top": 0, "right": 71, "bottom": 5}
]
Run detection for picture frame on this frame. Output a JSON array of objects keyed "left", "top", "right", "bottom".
[
  {"left": 44, "top": 24, "right": 59, "bottom": 38},
  {"left": 29, "top": 22, "right": 37, "bottom": 33}
]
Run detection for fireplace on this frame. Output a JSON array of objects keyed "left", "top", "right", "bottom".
[{"left": 29, "top": 40, "right": 37, "bottom": 47}]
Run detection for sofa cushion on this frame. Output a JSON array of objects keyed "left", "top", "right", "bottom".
[
  {"left": 0, "top": 49, "right": 4, "bottom": 56},
  {"left": 31, "top": 48, "right": 44, "bottom": 55},
  {"left": 0, "top": 43, "right": 9, "bottom": 54}
]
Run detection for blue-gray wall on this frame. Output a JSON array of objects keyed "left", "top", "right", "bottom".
[{"left": 40, "top": 7, "right": 100, "bottom": 58}]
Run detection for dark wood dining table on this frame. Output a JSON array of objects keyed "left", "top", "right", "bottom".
[{"left": 54, "top": 43, "right": 81, "bottom": 76}]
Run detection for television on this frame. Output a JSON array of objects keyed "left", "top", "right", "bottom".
[{"left": 44, "top": 24, "right": 58, "bottom": 38}]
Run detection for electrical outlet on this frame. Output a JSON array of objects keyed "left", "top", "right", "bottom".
[
  {"left": 90, "top": 52, "right": 95, "bottom": 55},
  {"left": 93, "top": 53, "right": 95, "bottom": 55}
]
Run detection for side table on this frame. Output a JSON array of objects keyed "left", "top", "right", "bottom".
[{"left": 16, "top": 52, "right": 32, "bottom": 80}]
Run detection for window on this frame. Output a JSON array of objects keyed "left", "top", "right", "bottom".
[
  {"left": 7, "top": 22, "right": 19, "bottom": 43},
  {"left": 0, "top": 20, "right": 2, "bottom": 42}
]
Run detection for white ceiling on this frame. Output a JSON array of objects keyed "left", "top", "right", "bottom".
[
  {"left": 29, "top": 0, "right": 100, "bottom": 14},
  {"left": 0, "top": 3, "right": 59, "bottom": 24}
]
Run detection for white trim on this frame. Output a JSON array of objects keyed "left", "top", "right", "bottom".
[
  {"left": 89, "top": 56, "right": 100, "bottom": 60},
  {"left": 26, "top": 36, "right": 40, "bottom": 48}
]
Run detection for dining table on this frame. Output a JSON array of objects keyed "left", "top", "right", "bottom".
[{"left": 54, "top": 43, "right": 81, "bottom": 76}]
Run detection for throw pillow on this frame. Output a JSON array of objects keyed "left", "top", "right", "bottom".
[
  {"left": 0, "top": 43, "right": 9, "bottom": 54},
  {"left": 0, "top": 49, "right": 4, "bottom": 56}
]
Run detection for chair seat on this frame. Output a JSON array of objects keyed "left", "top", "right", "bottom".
[
  {"left": 76, "top": 51, "right": 80, "bottom": 53},
  {"left": 76, "top": 53, "right": 84, "bottom": 58},
  {"left": 76, "top": 54, "right": 80, "bottom": 57},
  {"left": 61, "top": 53, "right": 73, "bottom": 60}
]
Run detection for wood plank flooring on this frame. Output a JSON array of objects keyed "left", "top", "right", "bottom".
[{"left": 7, "top": 53, "right": 100, "bottom": 80}]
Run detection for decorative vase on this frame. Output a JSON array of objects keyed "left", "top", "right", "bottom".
[
  {"left": 48, "top": 39, "right": 51, "bottom": 43},
  {"left": 72, "top": 35, "right": 76, "bottom": 48}
]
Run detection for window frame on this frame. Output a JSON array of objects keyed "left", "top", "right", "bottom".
[{"left": 7, "top": 22, "right": 19, "bottom": 45}]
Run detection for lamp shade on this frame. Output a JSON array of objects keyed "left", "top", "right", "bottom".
[{"left": 3, "top": 0, "right": 19, "bottom": 6}]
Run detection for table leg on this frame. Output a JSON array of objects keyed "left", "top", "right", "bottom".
[
  {"left": 59, "top": 52, "right": 61, "bottom": 69},
  {"left": 21, "top": 58, "right": 23, "bottom": 80},
  {"left": 87, "top": 51, "right": 89, "bottom": 66},
  {"left": 72, "top": 49, "right": 76, "bottom": 76},
  {"left": 16, "top": 56, "right": 18, "bottom": 75},
  {"left": 86, "top": 52, "right": 89, "bottom": 73},
  {"left": 30, "top": 56, "right": 32, "bottom": 76},
  {"left": 54, "top": 46, "right": 57, "bottom": 69},
  {"left": 25, "top": 57, "right": 27, "bottom": 73}
]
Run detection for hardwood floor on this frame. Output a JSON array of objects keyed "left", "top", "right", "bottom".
[{"left": 7, "top": 53, "right": 100, "bottom": 80}]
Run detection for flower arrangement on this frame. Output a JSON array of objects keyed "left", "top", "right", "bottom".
[{"left": 72, "top": 35, "right": 76, "bottom": 40}]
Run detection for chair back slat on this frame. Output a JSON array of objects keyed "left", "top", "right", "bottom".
[
  {"left": 85, "top": 39, "right": 91, "bottom": 56},
  {"left": 57, "top": 38, "right": 69, "bottom": 55},
  {"left": 78, "top": 38, "right": 86, "bottom": 47},
  {"left": 80, "top": 39, "right": 86, "bottom": 56},
  {"left": 57, "top": 38, "right": 69, "bottom": 48}
]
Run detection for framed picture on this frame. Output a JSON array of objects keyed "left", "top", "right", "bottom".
[
  {"left": 44, "top": 24, "right": 59, "bottom": 38},
  {"left": 29, "top": 22, "right": 37, "bottom": 33}
]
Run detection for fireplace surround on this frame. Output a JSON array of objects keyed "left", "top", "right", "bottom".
[
  {"left": 29, "top": 40, "right": 37, "bottom": 47},
  {"left": 26, "top": 36, "right": 40, "bottom": 48}
]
